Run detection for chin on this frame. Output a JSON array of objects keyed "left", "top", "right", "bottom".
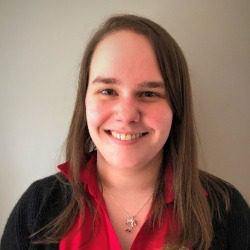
[
  {"left": 96, "top": 146, "right": 163, "bottom": 170},
  {"left": 108, "top": 154, "right": 158, "bottom": 170}
]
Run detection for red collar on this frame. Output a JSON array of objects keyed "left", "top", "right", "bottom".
[{"left": 58, "top": 153, "right": 174, "bottom": 204}]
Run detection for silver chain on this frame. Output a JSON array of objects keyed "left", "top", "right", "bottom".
[{"left": 103, "top": 189, "right": 153, "bottom": 233}]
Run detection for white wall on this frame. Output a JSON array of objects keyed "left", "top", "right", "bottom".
[{"left": 0, "top": 0, "right": 249, "bottom": 237}]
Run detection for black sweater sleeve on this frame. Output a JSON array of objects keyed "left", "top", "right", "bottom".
[
  {"left": 211, "top": 185, "right": 250, "bottom": 250},
  {"left": 226, "top": 187, "right": 250, "bottom": 250},
  {"left": 0, "top": 174, "right": 69, "bottom": 250}
]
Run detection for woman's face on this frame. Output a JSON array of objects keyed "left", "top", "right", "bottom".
[{"left": 85, "top": 30, "right": 173, "bottom": 170}]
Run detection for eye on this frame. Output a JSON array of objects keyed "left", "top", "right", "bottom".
[
  {"left": 99, "top": 89, "right": 116, "bottom": 96},
  {"left": 139, "top": 91, "right": 160, "bottom": 98}
]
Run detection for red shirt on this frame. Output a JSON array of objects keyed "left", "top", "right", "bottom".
[{"left": 58, "top": 154, "right": 186, "bottom": 250}]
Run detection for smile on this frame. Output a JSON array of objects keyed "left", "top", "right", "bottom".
[{"left": 108, "top": 130, "right": 147, "bottom": 141}]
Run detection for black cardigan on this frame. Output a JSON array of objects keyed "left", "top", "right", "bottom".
[{"left": 1, "top": 174, "right": 249, "bottom": 250}]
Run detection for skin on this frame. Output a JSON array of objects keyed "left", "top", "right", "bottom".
[{"left": 85, "top": 30, "right": 173, "bottom": 249}]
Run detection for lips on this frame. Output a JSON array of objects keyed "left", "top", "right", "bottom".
[{"left": 106, "top": 130, "right": 148, "bottom": 141}]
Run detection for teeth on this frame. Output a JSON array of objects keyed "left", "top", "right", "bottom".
[{"left": 110, "top": 131, "right": 144, "bottom": 141}]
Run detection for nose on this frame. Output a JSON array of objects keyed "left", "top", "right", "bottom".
[{"left": 113, "top": 98, "right": 141, "bottom": 124}]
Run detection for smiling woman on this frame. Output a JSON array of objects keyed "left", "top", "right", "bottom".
[{"left": 1, "top": 14, "right": 249, "bottom": 250}]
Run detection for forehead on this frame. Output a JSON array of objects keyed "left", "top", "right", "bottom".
[
  {"left": 89, "top": 30, "right": 162, "bottom": 83},
  {"left": 97, "top": 29, "right": 151, "bottom": 49}
]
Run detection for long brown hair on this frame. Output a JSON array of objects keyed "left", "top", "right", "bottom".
[{"left": 34, "top": 14, "right": 230, "bottom": 249}]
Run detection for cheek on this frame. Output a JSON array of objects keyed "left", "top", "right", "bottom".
[
  {"left": 149, "top": 107, "right": 173, "bottom": 134},
  {"left": 86, "top": 104, "right": 100, "bottom": 130},
  {"left": 85, "top": 98, "right": 110, "bottom": 130}
]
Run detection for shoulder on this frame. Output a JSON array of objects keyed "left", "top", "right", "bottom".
[
  {"left": 200, "top": 170, "right": 249, "bottom": 211},
  {"left": 23, "top": 173, "right": 71, "bottom": 203},
  {"left": 16, "top": 174, "right": 71, "bottom": 214},
  {"left": 19, "top": 173, "right": 71, "bottom": 224},
  {"left": 215, "top": 181, "right": 250, "bottom": 229},
  {"left": 222, "top": 184, "right": 249, "bottom": 249},
  {"left": 200, "top": 171, "right": 250, "bottom": 249},
  {"left": 214, "top": 184, "right": 249, "bottom": 249},
  {"left": 1, "top": 174, "right": 71, "bottom": 249}
]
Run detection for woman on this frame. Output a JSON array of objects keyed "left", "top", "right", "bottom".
[{"left": 1, "top": 14, "right": 249, "bottom": 250}]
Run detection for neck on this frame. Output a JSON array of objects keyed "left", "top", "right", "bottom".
[{"left": 96, "top": 152, "right": 162, "bottom": 195}]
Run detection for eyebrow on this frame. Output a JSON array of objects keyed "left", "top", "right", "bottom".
[
  {"left": 138, "top": 81, "right": 165, "bottom": 89},
  {"left": 92, "top": 77, "right": 120, "bottom": 84},
  {"left": 91, "top": 77, "right": 165, "bottom": 89}
]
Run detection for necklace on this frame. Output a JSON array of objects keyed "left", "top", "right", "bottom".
[{"left": 103, "top": 190, "right": 153, "bottom": 233}]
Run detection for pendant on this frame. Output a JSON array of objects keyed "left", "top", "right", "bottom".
[{"left": 125, "top": 216, "right": 137, "bottom": 232}]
